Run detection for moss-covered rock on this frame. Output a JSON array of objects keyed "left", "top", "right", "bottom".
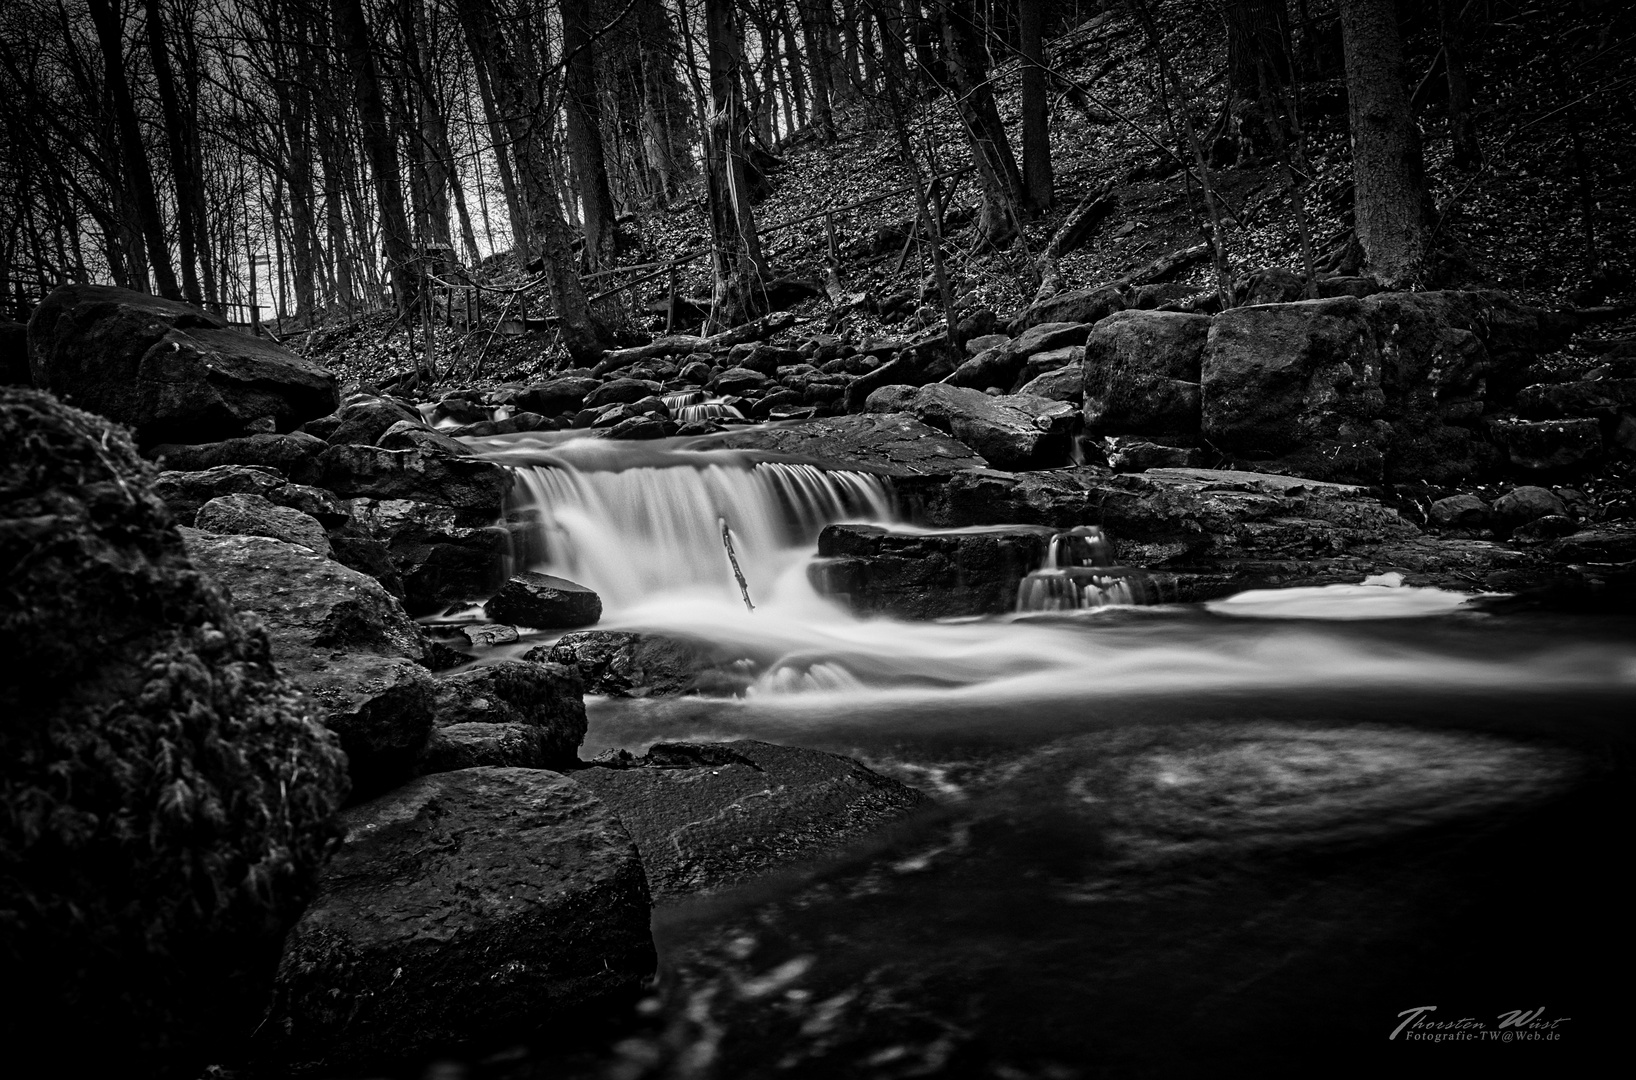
[{"left": 0, "top": 388, "right": 349, "bottom": 1076}]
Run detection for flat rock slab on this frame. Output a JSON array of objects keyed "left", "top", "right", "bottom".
[
  {"left": 814, "top": 523, "right": 1058, "bottom": 619},
  {"left": 572, "top": 740, "right": 933, "bottom": 901},
  {"left": 689, "top": 412, "right": 987, "bottom": 477},
  {"left": 262, "top": 767, "right": 654, "bottom": 1071},
  {"left": 532, "top": 631, "right": 741, "bottom": 698}
]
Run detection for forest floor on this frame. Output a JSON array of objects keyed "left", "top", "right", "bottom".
[{"left": 287, "top": 0, "right": 1635, "bottom": 396}]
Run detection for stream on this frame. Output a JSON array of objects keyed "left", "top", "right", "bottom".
[{"left": 459, "top": 430, "right": 1632, "bottom": 1077}]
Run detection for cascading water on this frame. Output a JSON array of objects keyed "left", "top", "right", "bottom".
[
  {"left": 462, "top": 429, "right": 1632, "bottom": 1075},
  {"left": 494, "top": 434, "right": 892, "bottom": 610},
  {"left": 1013, "top": 524, "right": 1155, "bottom": 611},
  {"left": 662, "top": 389, "right": 745, "bottom": 424}
]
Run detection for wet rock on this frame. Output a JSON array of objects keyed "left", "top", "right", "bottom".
[
  {"left": 692, "top": 412, "right": 987, "bottom": 477},
  {"left": 1017, "top": 363, "right": 1084, "bottom": 403},
  {"left": 429, "top": 660, "right": 585, "bottom": 739},
  {"left": 324, "top": 394, "right": 421, "bottom": 446},
  {"left": 27, "top": 284, "right": 338, "bottom": 444},
  {"left": 1012, "top": 345, "right": 1084, "bottom": 392},
  {"left": 1105, "top": 438, "right": 1205, "bottom": 472},
  {"left": 1083, "top": 310, "right": 1210, "bottom": 435},
  {"left": 607, "top": 414, "right": 668, "bottom": 440},
  {"left": 1549, "top": 526, "right": 1636, "bottom": 563},
  {"left": 894, "top": 384, "right": 1074, "bottom": 471},
  {"left": 179, "top": 528, "right": 438, "bottom": 796},
  {"left": 1489, "top": 418, "right": 1602, "bottom": 470},
  {"left": 262, "top": 768, "right": 654, "bottom": 1071},
  {"left": 195, "top": 493, "right": 331, "bottom": 556},
  {"left": 1492, "top": 486, "right": 1569, "bottom": 529},
  {"left": 1429, "top": 494, "right": 1491, "bottom": 530},
  {"left": 584, "top": 377, "right": 663, "bottom": 409},
  {"left": 0, "top": 388, "right": 346, "bottom": 1073},
  {"left": 149, "top": 431, "right": 327, "bottom": 484},
  {"left": 317, "top": 444, "right": 512, "bottom": 514},
  {"left": 712, "top": 366, "right": 774, "bottom": 395},
  {"left": 485, "top": 571, "right": 602, "bottom": 628},
  {"left": 507, "top": 376, "right": 600, "bottom": 416},
  {"left": 965, "top": 333, "right": 1009, "bottom": 355},
  {"left": 461, "top": 622, "right": 519, "bottom": 647},
  {"left": 573, "top": 741, "right": 931, "bottom": 900},
  {"left": 949, "top": 323, "right": 1092, "bottom": 392},
  {"left": 376, "top": 419, "right": 473, "bottom": 456},
  {"left": 417, "top": 723, "right": 558, "bottom": 772},
  {"left": 535, "top": 631, "right": 733, "bottom": 697},
  {"left": 347, "top": 497, "right": 507, "bottom": 614},
  {"left": 813, "top": 523, "right": 1055, "bottom": 618},
  {"left": 152, "top": 464, "right": 290, "bottom": 519}
]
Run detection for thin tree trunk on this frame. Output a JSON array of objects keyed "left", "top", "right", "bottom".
[
  {"left": 142, "top": 0, "right": 203, "bottom": 302},
  {"left": 87, "top": 0, "right": 179, "bottom": 298},
  {"left": 560, "top": 0, "right": 618, "bottom": 270},
  {"left": 332, "top": 0, "right": 418, "bottom": 310},
  {"left": 456, "top": 0, "right": 605, "bottom": 360},
  {"left": 938, "top": 0, "right": 1025, "bottom": 248},
  {"left": 469, "top": 38, "right": 530, "bottom": 260},
  {"left": 797, "top": 0, "right": 838, "bottom": 142}
]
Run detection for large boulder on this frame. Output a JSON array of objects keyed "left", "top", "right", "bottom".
[
  {"left": 573, "top": 741, "right": 931, "bottom": 899},
  {"left": 179, "top": 528, "right": 439, "bottom": 796},
  {"left": 813, "top": 523, "right": 1056, "bottom": 618},
  {"left": 27, "top": 284, "right": 338, "bottom": 444},
  {"left": 1201, "top": 296, "right": 1382, "bottom": 465},
  {"left": 322, "top": 394, "right": 422, "bottom": 446},
  {"left": 261, "top": 768, "right": 655, "bottom": 1071},
  {"left": 316, "top": 444, "right": 512, "bottom": 514},
  {"left": 347, "top": 496, "right": 509, "bottom": 614},
  {"left": 0, "top": 388, "right": 347, "bottom": 1076},
  {"left": 893, "top": 384, "right": 1074, "bottom": 471},
  {"left": 484, "top": 570, "right": 603, "bottom": 628},
  {"left": 1082, "top": 310, "right": 1210, "bottom": 435}
]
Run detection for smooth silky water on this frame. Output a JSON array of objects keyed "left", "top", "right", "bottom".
[{"left": 467, "top": 430, "right": 1634, "bottom": 1075}]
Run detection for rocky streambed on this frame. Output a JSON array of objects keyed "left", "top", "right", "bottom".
[{"left": 3, "top": 282, "right": 1634, "bottom": 1076}]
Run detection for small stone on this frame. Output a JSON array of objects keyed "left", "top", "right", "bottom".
[
  {"left": 1492, "top": 485, "right": 1568, "bottom": 528},
  {"left": 1512, "top": 515, "right": 1577, "bottom": 543},
  {"left": 461, "top": 622, "right": 519, "bottom": 647},
  {"left": 1428, "top": 493, "right": 1491, "bottom": 530},
  {"left": 485, "top": 571, "right": 603, "bottom": 628}
]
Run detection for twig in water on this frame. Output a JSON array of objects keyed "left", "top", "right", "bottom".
[{"left": 721, "top": 519, "right": 755, "bottom": 613}]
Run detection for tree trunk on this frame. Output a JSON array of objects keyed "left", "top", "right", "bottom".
[
  {"left": 468, "top": 44, "right": 530, "bottom": 259},
  {"left": 1018, "top": 0, "right": 1053, "bottom": 213},
  {"left": 704, "top": 0, "right": 768, "bottom": 331},
  {"left": 456, "top": 0, "right": 605, "bottom": 360},
  {"left": 332, "top": 0, "right": 418, "bottom": 310},
  {"left": 87, "top": 0, "right": 179, "bottom": 298},
  {"left": 797, "top": 0, "right": 838, "bottom": 142},
  {"left": 938, "top": 0, "right": 1025, "bottom": 248},
  {"left": 1337, "top": 0, "right": 1433, "bottom": 287},
  {"left": 1440, "top": 0, "right": 1482, "bottom": 171},
  {"left": 560, "top": 0, "right": 618, "bottom": 270},
  {"left": 142, "top": 0, "right": 204, "bottom": 303}
]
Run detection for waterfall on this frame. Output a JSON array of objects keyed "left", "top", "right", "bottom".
[
  {"left": 1014, "top": 525, "right": 1155, "bottom": 612},
  {"left": 502, "top": 442, "right": 893, "bottom": 611}
]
